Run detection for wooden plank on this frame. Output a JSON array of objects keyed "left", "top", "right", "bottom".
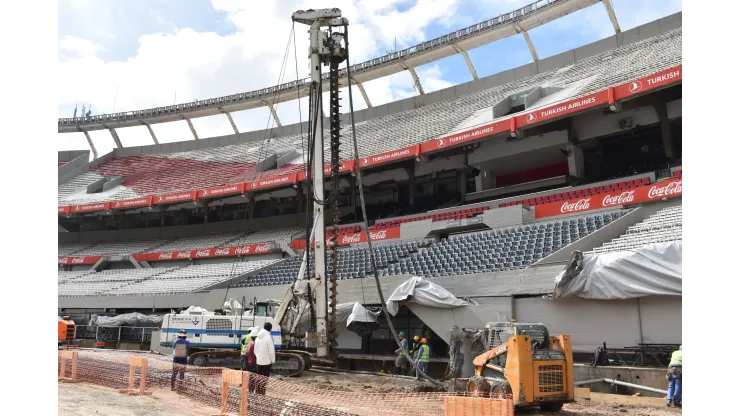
[{"left": 587, "top": 392, "right": 667, "bottom": 407}]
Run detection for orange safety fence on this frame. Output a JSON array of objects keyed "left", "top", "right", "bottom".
[{"left": 58, "top": 350, "right": 514, "bottom": 416}]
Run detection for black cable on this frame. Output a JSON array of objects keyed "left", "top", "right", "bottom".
[{"left": 343, "top": 24, "right": 444, "bottom": 387}]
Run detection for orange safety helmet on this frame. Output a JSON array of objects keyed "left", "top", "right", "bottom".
[{"left": 421, "top": 338, "right": 428, "bottom": 344}]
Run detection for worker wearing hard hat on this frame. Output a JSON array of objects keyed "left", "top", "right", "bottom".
[
  {"left": 414, "top": 338, "right": 431, "bottom": 380},
  {"left": 666, "top": 345, "right": 682, "bottom": 407},
  {"left": 409, "top": 335, "right": 422, "bottom": 376},
  {"left": 171, "top": 330, "right": 190, "bottom": 390},
  {"left": 240, "top": 327, "right": 257, "bottom": 371},
  {"left": 394, "top": 331, "right": 410, "bottom": 375}
]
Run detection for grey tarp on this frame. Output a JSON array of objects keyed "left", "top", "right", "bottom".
[
  {"left": 296, "top": 302, "right": 379, "bottom": 329},
  {"left": 89, "top": 312, "right": 164, "bottom": 327},
  {"left": 553, "top": 241, "right": 682, "bottom": 300},
  {"left": 386, "top": 276, "right": 470, "bottom": 316},
  {"left": 347, "top": 303, "right": 381, "bottom": 334}
]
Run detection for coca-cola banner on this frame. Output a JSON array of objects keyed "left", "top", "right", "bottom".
[
  {"left": 58, "top": 256, "right": 102, "bottom": 265},
  {"left": 535, "top": 179, "right": 682, "bottom": 219},
  {"left": 131, "top": 242, "right": 279, "bottom": 262},
  {"left": 292, "top": 227, "right": 402, "bottom": 249}
]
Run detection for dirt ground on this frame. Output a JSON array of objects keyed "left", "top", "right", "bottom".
[
  {"left": 534, "top": 401, "right": 681, "bottom": 416},
  {"left": 58, "top": 382, "right": 215, "bottom": 416},
  {"left": 275, "top": 369, "right": 430, "bottom": 393}
]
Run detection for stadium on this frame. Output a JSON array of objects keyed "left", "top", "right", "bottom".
[{"left": 57, "top": 1, "right": 682, "bottom": 414}]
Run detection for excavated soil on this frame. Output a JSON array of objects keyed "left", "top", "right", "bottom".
[{"left": 274, "top": 369, "right": 431, "bottom": 393}]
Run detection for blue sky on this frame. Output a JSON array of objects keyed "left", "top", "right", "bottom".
[{"left": 57, "top": 0, "right": 682, "bottom": 156}]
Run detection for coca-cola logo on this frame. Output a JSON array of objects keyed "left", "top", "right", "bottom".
[
  {"left": 370, "top": 230, "right": 388, "bottom": 240},
  {"left": 560, "top": 198, "right": 591, "bottom": 213},
  {"left": 214, "top": 248, "right": 231, "bottom": 256},
  {"left": 648, "top": 181, "right": 682, "bottom": 199},
  {"left": 255, "top": 243, "right": 272, "bottom": 253},
  {"left": 602, "top": 191, "right": 635, "bottom": 207},
  {"left": 176, "top": 251, "right": 191, "bottom": 259},
  {"left": 195, "top": 249, "right": 211, "bottom": 257},
  {"left": 159, "top": 252, "right": 173, "bottom": 260},
  {"left": 236, "top": 246, "right": 252, "bottom": 255},
  {"left": 59, "top": 258, "right": 69, "bottom": 264},
  {"left": 341, "top": 234, "right": 362, "bottom": 244},
  {"left": 71, "top": 257, "right": 85, "bottom": 264}
]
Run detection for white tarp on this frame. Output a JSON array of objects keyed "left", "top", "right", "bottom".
[
  {"left": 553, "top": 241, "right": 682, "bottom": 300},
  {"left": 295, "top": 302, "right": 379, "bottom": 329},
  {"left": 347, "top": 303, "right": 381, "bottom": 333},
  {"left": 222, "top": 298, "right": 243, "bottom": 311},
  {"left": 89, "top": 312, "right": 164, "bottom": 327},
  {"left": 386, "top": 276, "right": 470, "bottom": 316}
]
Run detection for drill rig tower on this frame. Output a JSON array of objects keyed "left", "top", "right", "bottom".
[{"left": 291, "top": 8, "right": 347, "bottom": 358}]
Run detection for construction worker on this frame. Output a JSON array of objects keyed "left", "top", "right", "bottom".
[
  {"left": 409, "top": 335, "right": 422, "bottom": 376},
  {"left": 415, "top": 338, "right": 431, "bottom": 381},
  {"left": 254, "top": 322, "right": 276, "bottom": 395},
  {"left": 240, "top": 327, "right": 256, "bottom": 371},
  {"left": 171, "top": 329, "right": 190, "bottom": 390},
  {"left": 394, "top": 331, "right": 409, "bottom": 375},
  {"left": 666, "top": 345, "right": 682, "bottom": 407}
]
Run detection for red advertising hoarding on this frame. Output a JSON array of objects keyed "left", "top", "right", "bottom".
[
  {"left": 613, "top": 66, "right": 682, "bottom": 100},
  {"left": 292, "top": 226, "right": 401, "bottom": 249},
  {"left": 153, "top": 191, "right": 198, "bottom": 205},
  {"left": 421, "top": 121, "right": 507, "bottom": 153},
  {"left": 535, "top": 179, "right": 682, "bottom": 219},
  {"left": 131, "top": 242, "right": 279, "bottom": 262},
  {"left": 73, "top": 202, "right": 111, "bottom": 213},
  {"left": 58, "top": 206, "right": 71, "bottom": 215},
  {"left": 197, "top": 183, "right": 246, "bottom": 199},
  {"left": 515, "top": 90, "right": 610, "bottom": 128},
  {"left": 359, "top": 145, "right": 420, "bottom": 168},
  {"left": 58, "top": 256, "right": 102, "bottom": 265},
  {"left": 110, "top": 196, "right": 153, "bottom": 209}
]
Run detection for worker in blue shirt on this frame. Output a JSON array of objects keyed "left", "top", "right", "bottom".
[
  {"left": 171, "top": 330, "right": 190, "bottom": 390},
  {"left": 394, "top": 331, "right": 409, "bottom": 375},
  {"left": 415, "top": 338, "right": 431, "bottom": 380}
]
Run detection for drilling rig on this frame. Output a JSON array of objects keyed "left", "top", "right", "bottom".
[{"left": 159, "top": 8, "right": 350, "bottom": 375}]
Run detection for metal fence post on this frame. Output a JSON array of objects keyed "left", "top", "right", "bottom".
[
  {"left": 142, "top": 327, "right": 145, "bottom": 343},
  {"left": 118, "top": 327, "right": 122, "bottom": 347}
]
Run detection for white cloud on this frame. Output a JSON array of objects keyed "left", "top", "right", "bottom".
[{"left": 58, "top": 0, "right": 461, "bottom": 155}]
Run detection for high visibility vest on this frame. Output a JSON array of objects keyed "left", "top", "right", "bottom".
[
  {"left": 241, "top": 335, "right": 251, "bottom": 355},
  {"left": 669, "top": 350, "right": 682, "bottom": 367},
  {"left": 398, "top": 338, "right": 408, "bottom": 356},
  {"left": 419, "top": 344, "right": 430, "bottom": 363}
]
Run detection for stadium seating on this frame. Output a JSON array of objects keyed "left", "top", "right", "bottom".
[
  {"left": 673, "top": 170, "right": 682, "bottom": 178},
  {"left": 58, "top": 261, "right": 277, "bottom": 296},
  {"left": 500, "top": 177, "right": 650, "bottom": 207},
  {"left": 587, "top": 206, "right": 682, "bottom": 254},
  {"left": 57, "top": 28, "right": 682, "bottom": 207},
  {"left": 226, "top": 227, "right": 302, "bottom": 246},
  {"left": 60, "top": 239, "right": 166, "bottom": 256}
]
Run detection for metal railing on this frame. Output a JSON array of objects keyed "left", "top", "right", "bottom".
[{"left": 58, "top": 0, "right": 562, "bottom": 127}]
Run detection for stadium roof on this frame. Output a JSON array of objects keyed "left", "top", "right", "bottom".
[{"left": 58, "top": 0, "right": 614, "bottom": 134}]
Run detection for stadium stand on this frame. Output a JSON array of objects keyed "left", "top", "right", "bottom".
[
  {"left": 58, "top": 261, "right": 278, "bottom": 296},
  {"left": 226, "top": 227, "right": 302, "bottom": 246},
  {"left": 57, "top": 28, "right": 682, "bottom": 207},
  {"left": 371, "top": 206, "right": 489, "bottom": 229},
  {"left": 60, "top": 239, "right": 166, "bottom": 256},
  {"left": 587, "top": 206, "right": 682, "bottom": 254}
]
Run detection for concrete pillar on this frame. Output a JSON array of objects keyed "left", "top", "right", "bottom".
[
  {"left": 350, "top": 176, "right": 357, "bottom": 220},
  {"left": 653, "top": 103, "right": 675, "bottom": 161},
  {"left": 404, "top": 164, "right": 415, "bottom": 207},
  {"left": 567, "top": 143, "right": 585, "bottom": 180}
]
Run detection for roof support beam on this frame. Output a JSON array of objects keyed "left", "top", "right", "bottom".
[
  {"left": 452, "top": 44, "right": 478, "bottom": 80},
  {"left": 352, "top": 78, "right": 372, "bottom": 108},
  {"left": 180, "top": 115, "right": 199, "bottom": 140},
  {"left": 601, "top": 0, "right": 621, "bottom": 34},
  {"left": 103, "top": 125, "right": 123, "bottom": 149},
  {"left": 401, "top": 62, "right": 425, "bottom": 95},
  {"left": 261, "top": 100, "right": 282, "bottom": 127},
  {"left": 514, "top": 23, "right": 539, "bottom": 61},
  {"left": 218, "top": 107, "right": 239, "bottom": 134},
  {"left": 139, "top": 120, "right": 159, "bottom": 145},
  {"left": 76, "top": 126, "right": 98, "bottom": 160}
]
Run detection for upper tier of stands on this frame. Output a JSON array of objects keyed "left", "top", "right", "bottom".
[
  {"left": 57, "top": 28, "right": 682, "bottom": 206},
  {"left": 587, "top": 205, "right": 682, "bottom": 254},
  {"left": 58, "top": 260, "right": 277, "bottom": 296}
]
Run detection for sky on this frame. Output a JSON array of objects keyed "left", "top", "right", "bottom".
[{"left": 57, "top": 0, "right": 682, "bottom": 158}]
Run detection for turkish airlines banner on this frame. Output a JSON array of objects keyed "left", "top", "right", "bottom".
[
  {"left": 154, "top": 191, "right": 198, "bottom": 205},
  {"left": 421, "top": 121, "right": 506, "bottom": 153},
  {"left": 246, "top": 173, "right": 298, "bottom": 191},
  {"left": 132, "top": 242, "right": 280, "bottom": 262},
  {"left": 73, "top": 202, "right": 111, "bottom": 213},
  {"left": 197, "top": 183, "right": 245, "bottom": 199},
  {"left": 535, "top": 179, "right": 682, "bottom": 219},
  {"left": 58, "top": 206, "right": 71, "bottom": 215},
  {"left": 516, "top": 90, "right": 610, "bottom": 128},
  {"left": 614, "top": 66, "right": 681, "bottom": 100},
  {"left": 58, "top": 256, "right": 102, "bottom": 265},
  {"left": 359, "top": 145, "right": 420, "bottom": 168},
  {"left": 111, "top": 196, "right": 153, "bottom": 210},
  {"left": 297, "top": 160, "right": 356, "bottom": 182}
]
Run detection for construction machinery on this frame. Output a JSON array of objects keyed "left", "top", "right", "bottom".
[
  {"left": 58, "top": 316, "right": 76, "bottom": 346},
  {"left": 451, "top": 321, "right": 574, "bottom": 412},
  {"left": 159, "top": 8, "right": 351, "bottom": 377}
]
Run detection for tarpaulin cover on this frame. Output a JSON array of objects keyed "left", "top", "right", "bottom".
[
  {"left": 89, "top": 312, "right": 164, "bottom": 327},
  {"left": 553, "top": 241, "right": 682, "bottom": 300},
  {"left": 295, "top": 302, "right": 379, "bottom": 330},
  {"left": 386, "top": 276, "right": 470, "bottom": 316},
  {"left": 347, "top": 303, "right": 381, "bottom": 334}
]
